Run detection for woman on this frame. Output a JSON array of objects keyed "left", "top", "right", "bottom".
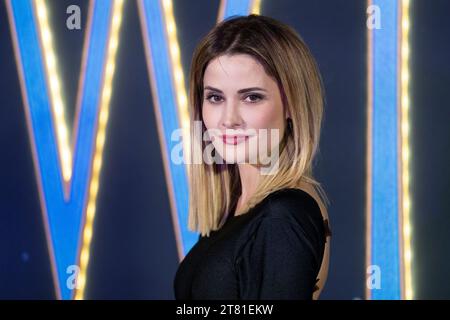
[{"left": 174, "top": 14, "right": 331, "bottom": 300}]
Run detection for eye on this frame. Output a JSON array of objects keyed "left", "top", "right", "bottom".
[
  {"left": 244, "top": 94, "right": 264, "bottom": 103},
  {"left": 205, "top": 94, "right": 224, "bottom": 104}
]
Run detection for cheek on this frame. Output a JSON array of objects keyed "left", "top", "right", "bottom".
[
  {"left": 202, "top": 105, "right": 219, "bottom": 129},
  {"left": 244, "top": 104, "right": 285, "bottom": 130}
]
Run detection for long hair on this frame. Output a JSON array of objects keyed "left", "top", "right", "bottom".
[{"left": 188, "top": 14, "right": 328, "bottom": 236}]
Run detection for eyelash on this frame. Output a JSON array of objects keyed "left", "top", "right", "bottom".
[{"left": 204, "top": 93, "right": 264, "bottom": 104}]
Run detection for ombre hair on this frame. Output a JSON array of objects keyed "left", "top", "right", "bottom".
[{"left": 188, "top": 14, "right": 327, "bottom": 236}]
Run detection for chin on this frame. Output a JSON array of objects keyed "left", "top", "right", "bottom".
[{"left": 212, "top": 144, "right": 249, "bottom": 164}]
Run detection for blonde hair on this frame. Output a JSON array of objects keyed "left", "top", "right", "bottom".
[{"left": 188, "top": 14, "right": 327, "bottom": 236}]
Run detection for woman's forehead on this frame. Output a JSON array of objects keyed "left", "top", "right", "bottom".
[{"left": 203, "top": 55, "right": 274, "bottom": 91}]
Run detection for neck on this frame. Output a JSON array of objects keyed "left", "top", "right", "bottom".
[{"left": 235, "top": 164, "right": 261, "bottom": 215}]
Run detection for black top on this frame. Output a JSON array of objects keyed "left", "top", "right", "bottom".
[{"left": 173, "top": 188, "right": 330, "bottom": 300}]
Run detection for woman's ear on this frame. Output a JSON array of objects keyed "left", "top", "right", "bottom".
[{"left": 285, "top": 109, "right": 291, "bottom": 120}]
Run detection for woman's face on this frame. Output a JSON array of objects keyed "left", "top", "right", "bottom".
[{"left": 202, "top": 54, "right": 287, "bottom": 165}]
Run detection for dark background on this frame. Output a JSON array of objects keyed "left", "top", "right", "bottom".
[{"left": 0, "top": 0, "right": 449, "bottom": 299}]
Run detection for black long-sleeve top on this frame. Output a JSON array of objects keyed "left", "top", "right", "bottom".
[{"left": 174, "top": 188, "right": 329, "bottom": 300}]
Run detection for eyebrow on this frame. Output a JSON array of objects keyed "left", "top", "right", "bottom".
[{"left": 204, "top": 86, "right": 267, "bottom": 94}]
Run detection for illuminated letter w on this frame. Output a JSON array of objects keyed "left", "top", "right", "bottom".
[{"left": 7, "top": 0, "right": 124, "bottom": 299}]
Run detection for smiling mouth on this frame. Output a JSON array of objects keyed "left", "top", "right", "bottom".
[{"left": 221, "top": 135, "right": 250, "bottom": 145}]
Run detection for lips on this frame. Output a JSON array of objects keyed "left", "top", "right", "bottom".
[{"left": 221, "top": 135, "right": 250, "bottom": 145}]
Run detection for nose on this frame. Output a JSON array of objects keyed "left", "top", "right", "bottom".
[{"left": 221, "top": 101, "right": 244, "bottom": 130}]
